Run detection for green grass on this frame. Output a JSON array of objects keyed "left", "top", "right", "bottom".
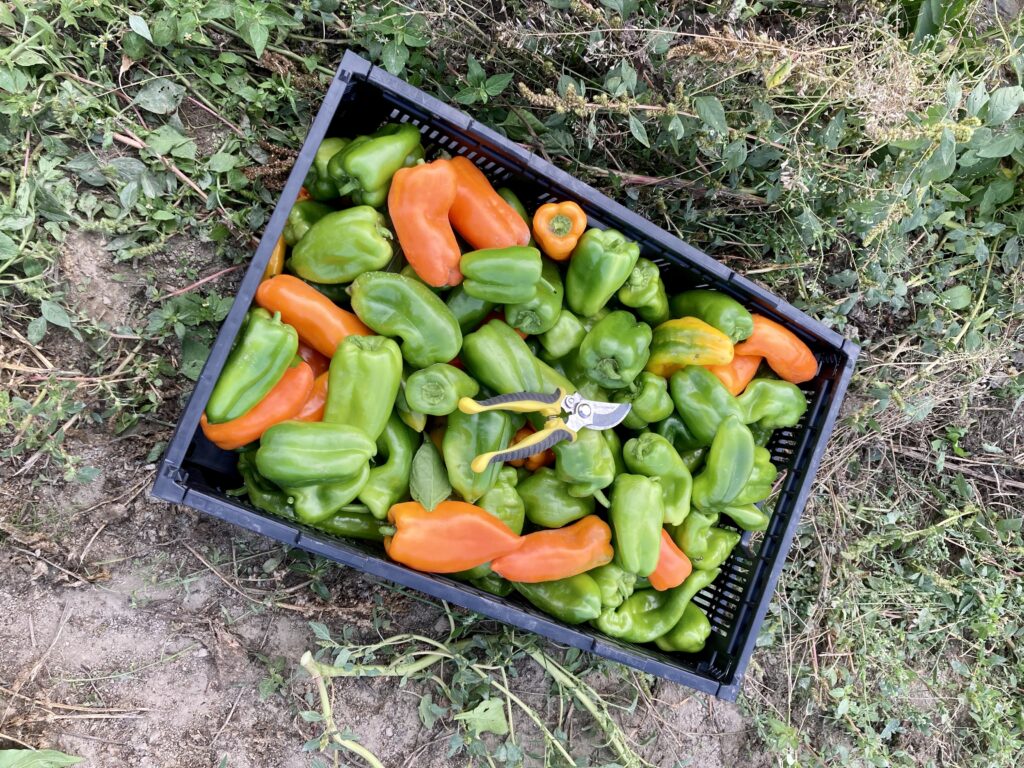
[{"left": 1, "top": 1, "right": 1022, "bottom": 766}]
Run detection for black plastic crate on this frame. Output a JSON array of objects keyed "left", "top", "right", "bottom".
[{"left": 153, "top": 51, "right": 858, "bottom": 700}]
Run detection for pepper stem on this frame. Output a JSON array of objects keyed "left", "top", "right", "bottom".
[
  {"left": 378, "top": 524, "right": 397, "bottom": 537},
  {"left": 548, "top": 213, "right": 574, "bottom": 237}
]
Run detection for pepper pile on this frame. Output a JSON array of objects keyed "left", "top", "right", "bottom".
[{"left": 205, "top": 124, "right": 819, "bottom": 656}]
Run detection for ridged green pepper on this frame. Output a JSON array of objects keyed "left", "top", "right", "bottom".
[
  {"left": 460, "top": 246, "right": 543, "bottom": 304},
  {"left": 614, "top": 371, "right": 674, "bottom": 430},
  {"left": 283, "top": 200, "right": 333, "bottom": 245},
  {"left": 517, "top": 467, "right": 594, "bottom": 528},
  {"left": 653, "top": 413, "right": 705, "bottom": 454},
  {"left": 350, "top": 271, "right": 463, "bottom": 368},
  {"left": 594, "top": 567, "right": 713, "bottom": 643},
  {"left": 443, "top": 407, "right": 516, "bottom": 503},
  {"left": 496, "top": 187, "right": 534, "bottom": 245},
  {"left": 358, "top": 411, "right": 418, "bottom": 520},
  {"left": 732, "top": 446, "right": 777, "bottom": 506},
  {"left": 326, "top": 123, "right": 424, "bottom": 207},
  {"left": 471, "top": 571, "right": 514, "bottom": 597},
  {"left": 603, "top": 427, "right": 626, "bottom": 476},
  {"left": 669, "top": 366, "right": 744, "bottom": 447},
  {"left": 720, "top": 503, "right": 769, "bottom": 531},
  {"left": 737, "top": 378, "right": 807, "bottom": 429},
  {"left": 589, "top": 563, "right": 637, "bottom": 609},
  {"left": 691, "top": 416, "right": 755, "bottom": 512},
  {"left": 618, "top": 258, "right": 669, "bottom": 325},
  {"left": 670, "top": 289, "right": 754, "bottom": 342},
  {"left": 514, "top": 574, "right": 603, "bottom": 624},
  {"left": 206, "top": 308, "right": 298, "bottom": 424},
  {"left": 623, "top": 432, "right": 693, "bottom": 526},
  {"left": 289, "top": 206, "right": 393, "bottom": 284},
  {"left": 610, "top": 474, "right": 665, "bottom": 577},
  {"left": 646, "top": 317, "right": 734, "bottom": 378},
  {"left": 304, "top": 137, "right": 348, "bottom": 200},
  {"left": 396, "top": 369, "right": 427, "bottom": 432},
  {"left": 286, "top": 465, "right": 371, "bottom": 523},
  {"left": 478, "top": 466, "right": 525, "bottom": 535},
  {"left": 578, "top": 310, "right": 652, "bottom": 390},
  {"left": 506, "top": 259, "right": 563, "bottom": 334},
  {"left": 679, "top": 447, "right": 708, "bottom": 473},
  {"left": 566, "top": 228, "right": 640, "bottom": 317},
  {"left": 256, "top": 421, "right": 376, "bottom": 488},
  {"left": 323, "top": 335, "right": 403, "bottom": 442},
  {"left": 446, "top": 284, "right": 494, "bottom": 334},
  {"left": 553, "top": 351, "right": 610, "bottom": 403},
  {"left": 405, "top": 363, "right": 479, "bottom": 416},
  {"left": 749, "top": 422, "right": 774, "bottom": 447},
  {"left": 653, "top": 570, "right": 720, "bottom": 652},
  {"left": 538, "top": 309, "right": 586, "bottom": 361},
  {"left": 674, "top": 511, "right": 740, "bottom": 570}
]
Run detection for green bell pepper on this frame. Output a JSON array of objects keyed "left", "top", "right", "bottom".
[
  {"left": 404, "top": 363, "right": 480, "bottom": 416},
  {"left": 749, "top": 422, "right": 774, "bottom": 448},
  {"left": 554, "top": 427, "right": 616, "bottom": 499},
  {"left": 614, "top": 371, "right": 674, "bottom": 430},
  {"left": 589, "top": 563, "right": 637, "bottom": 609},
  {"left": 720, "top": 503, "right": 769, "bottom": 531},
  {"left": 206, "top": 308, "right": 298, "bottom": 424},
  {"left": 445, "top": 284, "right": 495, "bottom": 334},
  {"left": 565, "top": 228, "right": 640, "bottom": 318},
  {"left": 577, "top": 310, "right": 652, "bottom": 390},
  {"left": 506, "top": 259, "right": 563, "bottom": 334},
  {"left": 236, "top": 450, "right": 292, "bottom": 518},
  {"left": 357, "top": 411, "right": 418, "bottom": 520},
  {"left": 669, "top": 289, "right": 754, "bottom": 343},
  {"left": 594, "top": 566, "right": 716, "bottom": 643},
  {"left": 537, "top": 309, "right": 586, "bottom": 361},
  {"left": 323, "top": 335, "right": 403, "bottom": 442},
  {"left": 304, "top": 137, "right": 348, "bottom": 200},
  {"left": 673, "top": 511, "right": 740, "bottom": 570},
  {"left": 654, "top": 601, "right": 713, "bottom": 653},
  {"left": 669, "top": 366, "right": 744, "bottom": 447},
  {"left": 514, "top": 574, "right": 603, "bottom": 625},
  {"left": 610, "top": 474, "right": 665, "bottom": 577},
  {"left": 460, "top": 246, "right": 543, "bottom": 304},
  {"left": 731, "top": 446, "right": 777, "bottom": 506},
  {"left": 326, "top": 123, "right": 424, "bottom": 207},
  {"left": 737, "top": 378, "right": 807, "bottom": 430},
  {"left": 653, "top": 412, "right": 705, "bottom": 454},
  {"left": 471, "top": 571, "right": 514, "bottom": 597},
  {"left": 478, "top": 466, "right": 525, "bottom": 535},
  {"left": 289, "top": 206, "right": 394, "bottom": 284},
  {"left": 623, "top": 432, "right": 693, "bottom": 526},
  {"left": 496, "top": 187, "right": 533, "bottom": 234},
  {"left": 603, "top": 427, "right": 627, "bottom": 476},
  {"left": 691, "top": 416, "right": 755, "bottom": 512},
  {"left": 283, "top": 200, "right": 333, "bottom": 245},
  {"left": 517, "top": 467, "right": 594, "bottom": 528},
  {"left": 553, "top": 351, "right": 610, "bottom": 403},
  {"left": 286, "top": 465, "right": 371, "bottom": 523},
  {"left": 396, "top": 369, "right": 427, "bottom": 432},
  {"left": 617, "top": 258, "right": 669, "bottom": 325},
  {"left": 679, "top": 447, "right": 708, "bottom": 473},
  {"left": 443, "top": 407, "right": 516, "bottom": 503},
  {"left": 350, "top": 271, "right": 463, "bottom": 368},
  {"left": 255, "top": 421, "right": 376, "bottom": 488}
]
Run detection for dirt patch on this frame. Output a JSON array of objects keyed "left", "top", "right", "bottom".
[{"left": 60, "top": 230, "right": 137, "bottom": 329}]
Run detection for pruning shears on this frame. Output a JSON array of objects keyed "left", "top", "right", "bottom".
[{"left": 458, "top": 388, "right": 631, "bottom": 473}]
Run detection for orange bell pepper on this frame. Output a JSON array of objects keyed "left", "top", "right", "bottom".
[
  {"left": 506, "top": 425, "right": 555, "bottom": 470},
  {"left": 648, "top": 529, "right": 693, "bottom": 591},
  {"left": 261, "top": 235, "right": 286, "bottom": 281},
  {"left": 532, "top": 201, "right": 587, "bottom": 261},
  {"left": 733, "top": 315, "right": 818, "bottom": 384},
  {"left": 200, "top": 361, "right": 314, "bottom": 450},
  {"left": 295, "top": 371, "right": 328, "bottom": 422},
  {"left": 490, "top": 515, "right": 613, "bottom": 583},
  {"left": 255, "top": 275, "right": 372, "bottom": 358},
  {"left": 298, "top": 343, "right": 330, "bottom": 378},
  {"left": 297, "top": 186, "right": 313, "bottom": 202},
  {"left": 707, "top": 354, "right": 762, "bottom": 396},
  {"left": 448, "top": 156, "right": 531, "bottom": 251},
  {"left": 383, "top": 501, "right": 523, "bottom": 573},
  {"left": 389, "top": 159, "right": 462, "bottom": 287}
]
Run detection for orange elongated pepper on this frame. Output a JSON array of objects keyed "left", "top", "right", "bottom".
[
  {"left": 532, "top": 201, "right": 587, "bottom": 261},
  {"left": 256, "top": 275, "right": 372, "bottom": 358},
  {"left": 649, "top": 529, "right": 692, "bottom": 591},
  {"left": 295, "top": 371, "right": 328, "bottom": 422},
  {"left": 298, "top": 342, "right": 330, "bottom": 378},
  {"left": 490, "top": 515, "right": 613, "bottom": 583},
  {"left": 200, "top": 361, "right": 314, "bottom": 450},
  {"left": 384, "top": 501, "right": 523, "bottom": 573},
  {"left": 448, "top": 156, "right": 531, "bottom": 251},
  {"left": 733, "top": 315, "right": 818, "bottom": 384},
  {"left": 389, "top": 160, "right": 462, "bottom": 287},
  {"left": 506, "top": 425, "right": 554, "bottom": 471},
  {"left": 707, "top": 354, "right": 762, "bottom": 396},
  {"left": 261, "top": 235, "right": 286, "bottom": 280}
]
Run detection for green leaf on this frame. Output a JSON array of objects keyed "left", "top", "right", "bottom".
[
  {"left": 309, "top": 621, "right": 332, "bottom": 642},
  {"left": 147, "top": 125, "right": 196, "bottom": 160},
  {"left": 245, "top": 22, "right": 269, "bottom": 58},
  {"left": 694, "top": 95, "right": 728, "bottom": 134},
  {"left": 40, "top": 300, "right": 72, "bottom": 329},
  {"left": 484, "top": 73, "right": 513, "bottom": 97},
  {"left": 975, "top": 132, "right": 1021, "bottom": 158},
  {"left": 208, "top": 152, "right": 238, "bottom": 172},
  {"left": 628, "top": 114, "right": 650, "bottom": 148},
  {"left": 983, "top": 85, "right": 1024, "bottom": 125},
  {"left": 26, "top": 316, "right": 46, "bottom": 344},
  {"left": 454, "top": 698, "right": 508, "bottom": 737},
  {"left": 381, "top": 41, "right": 408, "bottom": 75},
  {"left": 410, "top": 439, "right": 450, "bottom": 511},
  {"left": 466, "top": 56, "right": 486, "bottom": 86},
  {"left": 764, "top": 58, "right": 793, "bottom": 90},
  {"left": 133, "top": 78, "right": 185, "bottom": 114},
  {"left": 938, "top": 285, "right": 971, "bottom": 310},
  {"left": 454, "top": 87, "right": 479, "bottom": 106},
  {"left": 920, "top": 129, "right": 956, "bottom": 183},
  {"left": 128, "top": 14, "right": 153, "bottom": 42},
  {"left": 966, "top": 81, "right": 988, "bottom": 116},
  {"left": 722, "top": 139, "right": 748, "bottom": 171},
  {"left": 0, "top": 750, "right": 84, "bottom": 768},
  {"left": 418, "top": 693, "right": 446, "bottom": 729},
  {"left": 980, "top": 177, "right": 1014, "bottom": 215}
]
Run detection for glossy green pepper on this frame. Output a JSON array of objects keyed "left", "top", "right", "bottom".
[
  {"left": 304, "top": 137, "right": 348, "bottom": 200},
  {"left": 669, "top": 289, "right": 754, "bottom": 343},
  {"left": 673, "top": 511, "right": 740, "bottom": 570},
  {"left": 445, "top": 284, "right": 494, "bottom": 334},
  {"left": 283, "top": 200, "right": 333, "bottom": 245},
  {"left": 357, "top": 411, "right": 418, "bottom": 520},
  {"left": 286, "top": 465, "right": 371, "bottom": 523},
  {"left": 514, "top": 574, "right": 603, "bottom": 625},
  {"left": 594, "top": 569, "right": 707, "bottom": 643},
  {"left": 749, "top": 422, "right": 774, "bottom": 447},
  {"left": 289, "top": 206, "right": 394, "bottom": 284},
  {"left": 470, "top": 571, "right": 514, "bottom": 597},
  {"left": 679, "top": 447, "right": 708, "bottom": 473},
  {"left": 405, "top": 363, "right": 479, "bottom": 416},
  {"left": 396, "top": 369, "right": 427, "bottom": 432},
  {"left": 506, "top": 259, "right": 564, "bottom": 334},
  {"left": 669, "top": 366, "right": 744, "bottom": 447},
  {"left": 614, "top": 371, "right": 674, "bottom": 430},
  {"left": 732, "top": 446, "right": 777, "bottom": 506},
  {"left": 720, "top": 503, "right": 769, "bottom": 531},
  {"left": 617, "top": 258, "right": 669, "bottom": 325},
  {"left": 326, "top": 123, "right": 424, "bottom": 207},
  {"left": 206, "top": 308, "right": 298, "bottom": 424},
  {"left": 553, "top": 351, "right": 610, "bottom": 403},
  {"left": 443, "top": 407, "right": 516, "bottom": 503},
  {"left": 578, "top": 310, "right": 652, "bottom": 390},
  {"left": 496, "top": 187, "right": 533, "bottom": 235},
  {"left": 691, "top": 416, "right": 755, "bottom": 512},
  {"left": 653, "top": 412, "right": 705, "bottom": 454},
  {"left": 256, "top": 421, "right": 376, "bottom": 488},
  {"left": 623, "top": 432, "right": 693, "bottom": 526},
  {"left": 350, "top": 271, "right": 463, "bottom": 368},
  {"left": 589, "top": 563, "right": 637, "bottom": 609},
  {"left": 538, "top": 309, "right": 586, "bottom": 361},
  {"left": 460, "top": 246, "right": 543, "bottom": 304},
  {"left": 654, "top": 601, "right": 712, "bottom": 653},
  {"left": 603, "top": 427, "right": 627, "bottom": 476},
  {"left": 610, "top": 474, "right": 664, "bottom": 577},
  {"left": 737, "top": 378, "right": 807, "bottom": 429},
  {"left": 323, "top": 335, "right": 403, "bottom": 442},
  {"left": 566, "top": 228, "right": 640, "bottom": 318},
  {"left": 478, "top": 466, "right": 525, "bottom": 535},
  {"left": 517, "top": 467, "right": 594, "bottom": 528}
]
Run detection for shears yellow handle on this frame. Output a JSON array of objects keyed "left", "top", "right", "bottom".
[
  {"left": 469, "top": 419, "right": 577, "bottom": 473},
  {"left": 457, "top": 388, "right": 566, "bottom": 419}
]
